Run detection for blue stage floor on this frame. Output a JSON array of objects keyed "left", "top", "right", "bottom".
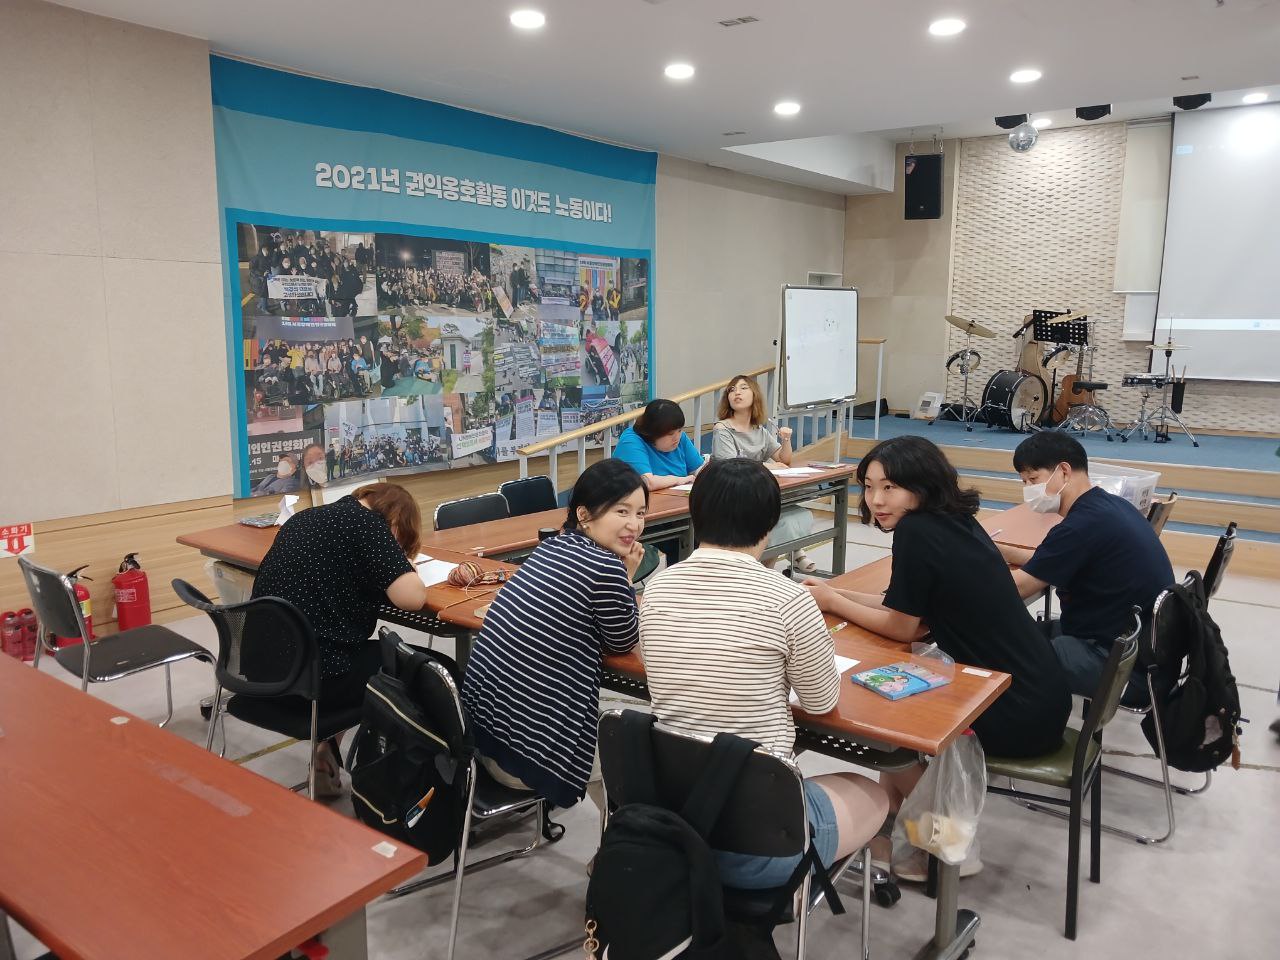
[{"left": 844, "top": 415, "right": 1280, "bottom": 473}]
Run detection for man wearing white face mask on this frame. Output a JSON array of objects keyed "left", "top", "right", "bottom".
[
  {"left": 252, "top": 453, "right": 300, "bottom": 495},
  {"left": 998, "top": 432, "right": 1173, "bottom": 706},
  {"left": 301, "top": 442, "right": 328, "bottom": 488}
]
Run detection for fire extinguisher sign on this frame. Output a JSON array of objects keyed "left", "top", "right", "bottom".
[{"left": 1, "top": 523, "right": 35, "bottom": 559}]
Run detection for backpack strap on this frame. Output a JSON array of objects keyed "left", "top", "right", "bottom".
[
  {"left": 618, "top": 710, "right": 661, "bottom": 807},
  {"left": 679, "top": 732, "right": 758, "bottom": 838},
  {"left": 762, "top": 828, "right": 846, "bottom": 927}
]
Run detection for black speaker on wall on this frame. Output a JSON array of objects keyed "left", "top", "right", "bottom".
[{"left": 904, "top": 153, "right": 943, "bottom": 220}]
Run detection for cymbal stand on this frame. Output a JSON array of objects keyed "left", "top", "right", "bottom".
[
  {"left": 1150, "top": 339, "right": 1199, "bottom": 447},
  {"left": 937, "top": 331, "right": 981, "bottom": 429}
]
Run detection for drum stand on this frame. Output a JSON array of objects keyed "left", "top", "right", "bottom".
[
  {"left": 1121, "top": 382, "right": 1161, "bottom": 442},
  {"left": 1058, "top": 337, "right": 1118, "bottom": 441},
  {"left": 937, "top": 333, "right": 982, "bottom": 430}
]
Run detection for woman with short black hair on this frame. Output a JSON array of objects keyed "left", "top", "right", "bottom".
[
  {"left": 640, "top": 458, "right": 889, "bottom": 889},
  {"left": 611, "top": 399, "right": 704, "bottom": 492},
  {"left": 462, "top": 459, "right": 648, "bottom": 808}
]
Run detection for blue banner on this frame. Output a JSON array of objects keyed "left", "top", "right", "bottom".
[{"left": 211, "top": 56, "right": 655, "bottom": 497}]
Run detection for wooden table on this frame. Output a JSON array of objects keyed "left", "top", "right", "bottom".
[{"left": 0, "top": 654, "right": 424, "bottom": 960}]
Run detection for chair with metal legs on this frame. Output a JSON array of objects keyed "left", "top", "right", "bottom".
[
  {"left": 18, "top": 557, "right": 211, "bottom": 727},
  {"left": 987, "top": 609, "right": 1142, "bottom": 940},
  {"left": 598, "top": 709, "right": 878, "bottom": 960},
  {"left": 172, "top": 579, "right": 362, "bottom": 800},
  {"left": 376, "top": 635, "right": 556, "bottom": 960}
]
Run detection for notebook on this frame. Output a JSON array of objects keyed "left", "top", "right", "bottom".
[
  {"left": 850, "top": 661, "right": 952, "bottom": 700},
  {"left": 788, "top": 655, "right": 861, "bottom": 706}
]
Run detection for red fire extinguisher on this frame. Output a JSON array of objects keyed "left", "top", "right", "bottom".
[
  {"left": 1, "top": 610, "right": 21, "bottom": 660},
  {"left": 17, "top": 608, "right": 37, "bottom": 660},
  {"left": 52, "top": 565, "right": 95, "bottom": 648},
  {"left": 112, "top": 553, "right": 152, "bottom": 631}
]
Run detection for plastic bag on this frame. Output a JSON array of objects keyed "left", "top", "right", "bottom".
[{"left": 892, "top": 731, "right": 986, "bottom": 866}]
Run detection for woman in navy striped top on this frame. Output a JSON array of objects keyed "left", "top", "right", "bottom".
[{"left": 461, "top": 460, "right": 648, "bottom": 807}]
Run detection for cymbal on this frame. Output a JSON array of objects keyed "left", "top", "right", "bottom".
[
  {"left": 945, "top": 314, "right": 996, "bottom": 338},
  {"left": 1045, "top": 310, "right": 1090, "bottom": 325},
  {"left": 1146, "top": 343, "right": 1190, "bottom": 350}
]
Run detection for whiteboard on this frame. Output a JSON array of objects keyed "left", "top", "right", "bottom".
[{"left": 780, "top": 285, "right": 859, "bottom": 408}]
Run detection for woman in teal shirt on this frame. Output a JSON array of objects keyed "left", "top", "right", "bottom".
[
  {"left": 613, "top": 399, "right": 704, "bottom": 567},
  {"left": 612, "top": 399, "right": 704, "bottom": 490}
]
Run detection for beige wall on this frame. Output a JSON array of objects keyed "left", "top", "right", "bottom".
[
  {"left": 654, "top": 155, "right": 846, "bottom": 399},
  {"left": 844, "top": 142, "right": 957, "bottom": 411},
  {"left": 0, "top": 0, "right": 228, "bottom": 524}
]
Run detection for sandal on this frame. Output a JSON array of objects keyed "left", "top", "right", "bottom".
[
  {"left": 310, "top": 741, "right": 344, "bottom": 799},
  {"left": 793, "top": 551, "right": 819, "bottom": 574}
]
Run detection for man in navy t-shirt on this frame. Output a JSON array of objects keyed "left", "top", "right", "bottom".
[{"left": 998, "top": 433, "right": 1173, "bottom": 706}]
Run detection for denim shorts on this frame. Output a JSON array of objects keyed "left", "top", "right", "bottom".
[{"left": 715, "top": 779, "right": 840, "bottom": 890}]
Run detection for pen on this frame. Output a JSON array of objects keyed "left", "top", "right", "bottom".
[
  {"left": 830, "top": 621, "right": 847, "bottom": 634},
  {"left": 989, "top": 528, "right": 1003, "bottom": 537},
  {"left": 405, "top": 786, "right": 436, "bottom": 828}
]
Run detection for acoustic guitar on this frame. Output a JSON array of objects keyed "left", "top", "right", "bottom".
[{"left": 1051, "top": 347, "right": 1093, "bottom": 423}]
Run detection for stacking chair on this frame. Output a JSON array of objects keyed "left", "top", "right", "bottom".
[
  {"left": 1145, "top": 491, "right": 1178, "bottom": 535},
  {"left": 1203, "top": 521, "right": 1238, "bottom": 600},
  {"left": 19, "top": 556, "right": 211, "bottom": 726},
  {"left": 434, "top": 492, "right": 511, "bottom": 530},
  {"left": 497, "top": 475, "right": 558, "bottom": 516},
  {"left": 377, "top": 634, "right": 554, "bottom": 960},
  {"left": 597, "top": 709, "right": 877, "bottom": 960},
  {"left": 987, "top": 609, "right": 1142, "bottom": 940},
  {"left": 172, "top": 579, "right": 362, "bottom": 800}
]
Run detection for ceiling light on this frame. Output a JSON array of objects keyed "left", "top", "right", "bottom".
[
  {"left": 928, "top": 18, "right": 966, "bottom": 37},
  {"left": 774, "top": 101, "right": 801, "bottom": 116},
  {"left": 509, "top": 9, "right": 545, "bottom": 30},
  {"left": 1010, "top": 68, "right": 1042, "bottom": 84},
  {"left": 1242, "top": 92, "right": 1269, "bottom": 105},
  {"left": 1032, "top": 117, "right": 1052, "bottom": 129},
  {"left": 664, "top": 63, "right": 695, "bottom": 80}
]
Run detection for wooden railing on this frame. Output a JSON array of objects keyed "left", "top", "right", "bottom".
[{"left": 517, "top": 341, "right": 887, "bottom": 493}]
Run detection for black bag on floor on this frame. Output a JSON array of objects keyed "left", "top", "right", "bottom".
[
  {"left": 1142, "top": 572, "right": 1242, "bottom": 773},
  {"left": 349, "top": 628, "right": 471, "bottom": 862}
]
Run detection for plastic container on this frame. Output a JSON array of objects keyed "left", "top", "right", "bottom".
[{"left": 1090, "top": 461, "right": 1160, "bottom": 513}]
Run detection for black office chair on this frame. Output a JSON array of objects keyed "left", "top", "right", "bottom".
[
  {"left": 377, "top": 633, "right": 554, "bottom": 960},
  {"left": 19, "top": 556, "right": 210, "bottom": 727},
  {"left": 1203, "top": 521, "right": 1238, "bottom": 600},
  {"left": 597, "top": 709, "right": 876, "bottom": 960},
  {"left": 172, "top": 579, "right": 363, "bottom": 801},
  {"left": 1145, "top": 491, "right": 1178, "bottom": 536},
  {"left": 987, "top": 609, "right": 1142, "bottom": 940},
  {"left": 434, "top": 492, "right": 511, "bottom": 531},
  {"left": 497, "top": 475, "right": 558, "bottom": 517}
]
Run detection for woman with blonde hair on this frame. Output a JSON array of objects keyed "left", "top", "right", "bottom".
[{"left": 712, "top": 373, "right": 816, "bottom": 573}]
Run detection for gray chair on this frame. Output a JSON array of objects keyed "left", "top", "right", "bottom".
[
  {"left": 434, "top": 492, "right": 510, "bottom": 530},
  {"left": 378, "top": 634, "right": 554, "bottom": 960},
  {"left": 1145, "top": 491, "right": 1178, "bottom": 536},
  {"left": 18, "top": 556, "right": 210, "bottom": 727},
  {"left": 1202, "top": 521, "right": 1238, "bottom": 600},
  {"left": 597, "top": 708, "right": 876, "bottom": 960},
  {"left": 497, "top": 475, "right": 558, "bottom": 516},
  {"left": 988, "top": 609, "right": 1142, "bottom": 940},
  {"left": 172, "top": 579, "right": 361, "bottom": 800}
]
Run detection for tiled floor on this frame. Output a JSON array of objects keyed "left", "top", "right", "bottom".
[{"left": 9, "top": 527, "right": 1280, "bottom": 959}]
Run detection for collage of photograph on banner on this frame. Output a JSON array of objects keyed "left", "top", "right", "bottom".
[{"left": 237, "top": 224, "right": 650, "bottom": 494}]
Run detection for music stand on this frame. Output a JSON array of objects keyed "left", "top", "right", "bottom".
[{"left": 1032, "top": 308, "right": 1089, "bottom": 347}]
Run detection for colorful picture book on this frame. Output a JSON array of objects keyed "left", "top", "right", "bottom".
[{"left": 850, "top": 661, "right": 952, "bottom": 700}]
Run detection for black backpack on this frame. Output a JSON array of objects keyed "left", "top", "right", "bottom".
[
  {"left": 585, "top": 712, "right": 842, "bottom": 960},
  {"left": 349, "top": 629, "right": 471, "bottom": 863},
  {"left": 1142, "top": 572, "right": 1243, "bottom": 773}
]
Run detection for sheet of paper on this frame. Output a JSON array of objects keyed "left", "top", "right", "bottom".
[
  {"left": 275, "top": 495, "right": 299, "bottom": 526},
  {"left": 789, "top": 656, "right": 861, "bottom": 705},
  {"left": 413, "top": 554, "right": 457, "bottom": 588},
  {"left": 669, "top": 482, "right": 694, "bottom": 492},
  {"left": 771, "top": 467, "right": 823, "bottom": 477}
]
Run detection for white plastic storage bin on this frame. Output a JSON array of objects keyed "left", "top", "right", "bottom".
[{"left": 1090, "top": 462, "right": 1160, "bottom": 513}]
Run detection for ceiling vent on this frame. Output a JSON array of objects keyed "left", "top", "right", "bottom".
[{"left": 718, "top": 16, "right": 760, "bottom": 27}]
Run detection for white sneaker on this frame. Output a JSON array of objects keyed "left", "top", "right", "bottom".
[
  {"left": 793, "top": 551, "right": 818, "bottom": 574},
  {"left": 894, "top": 838, "right": 983, "bottom": 882}
]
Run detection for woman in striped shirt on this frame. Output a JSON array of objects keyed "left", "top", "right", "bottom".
[
  {"left": 640, "top": 458, "right": 889, "bottom": 888},
  {"left": 461, "top": 460, "right": 648, "bottom": 808}
]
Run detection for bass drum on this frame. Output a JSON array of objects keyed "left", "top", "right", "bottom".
[{"left": 981, "top": 369, "right": 1047, "bottom": 431}]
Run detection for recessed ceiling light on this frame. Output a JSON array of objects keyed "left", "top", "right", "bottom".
[
  {"left": 1032, "top": 117, "right": 1052, "bottom": 129},
  {"left": 1242, "top": 92, "right": 1269, "bottom": 105},
  {"left": 510, "top": 9, "right": 545, "bottom": 30},
  {"left": 664, "top": 63, "right": 695, "bottom": 80},
  {"left": 1010, "top": 68, "right": 1042, "bottom": 84},
  {"left": 774, "top": 101, "right": 801, "bottom": 116},
  {"left": 928, "top": 18, "right": 966, "bottom": 37}
]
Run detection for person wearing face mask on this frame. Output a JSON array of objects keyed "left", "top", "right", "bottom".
[
  {"left": 246, "top": 483, "right": 429, "bottom": 796},
  {"left": 461, "top": 459, "right": 647, "bottom": 810},
  {"left": 999, "top": 432, "right": 1173, "bottom": 707},
  {"left": 253, "top": 453, "right": 300, "bottom": 495},
  {"left": 802, "top": 436, "right": 1069, "bottom": 878},
  {"left": 300, "top": 442, "right": 328, "bottom": 488}
]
